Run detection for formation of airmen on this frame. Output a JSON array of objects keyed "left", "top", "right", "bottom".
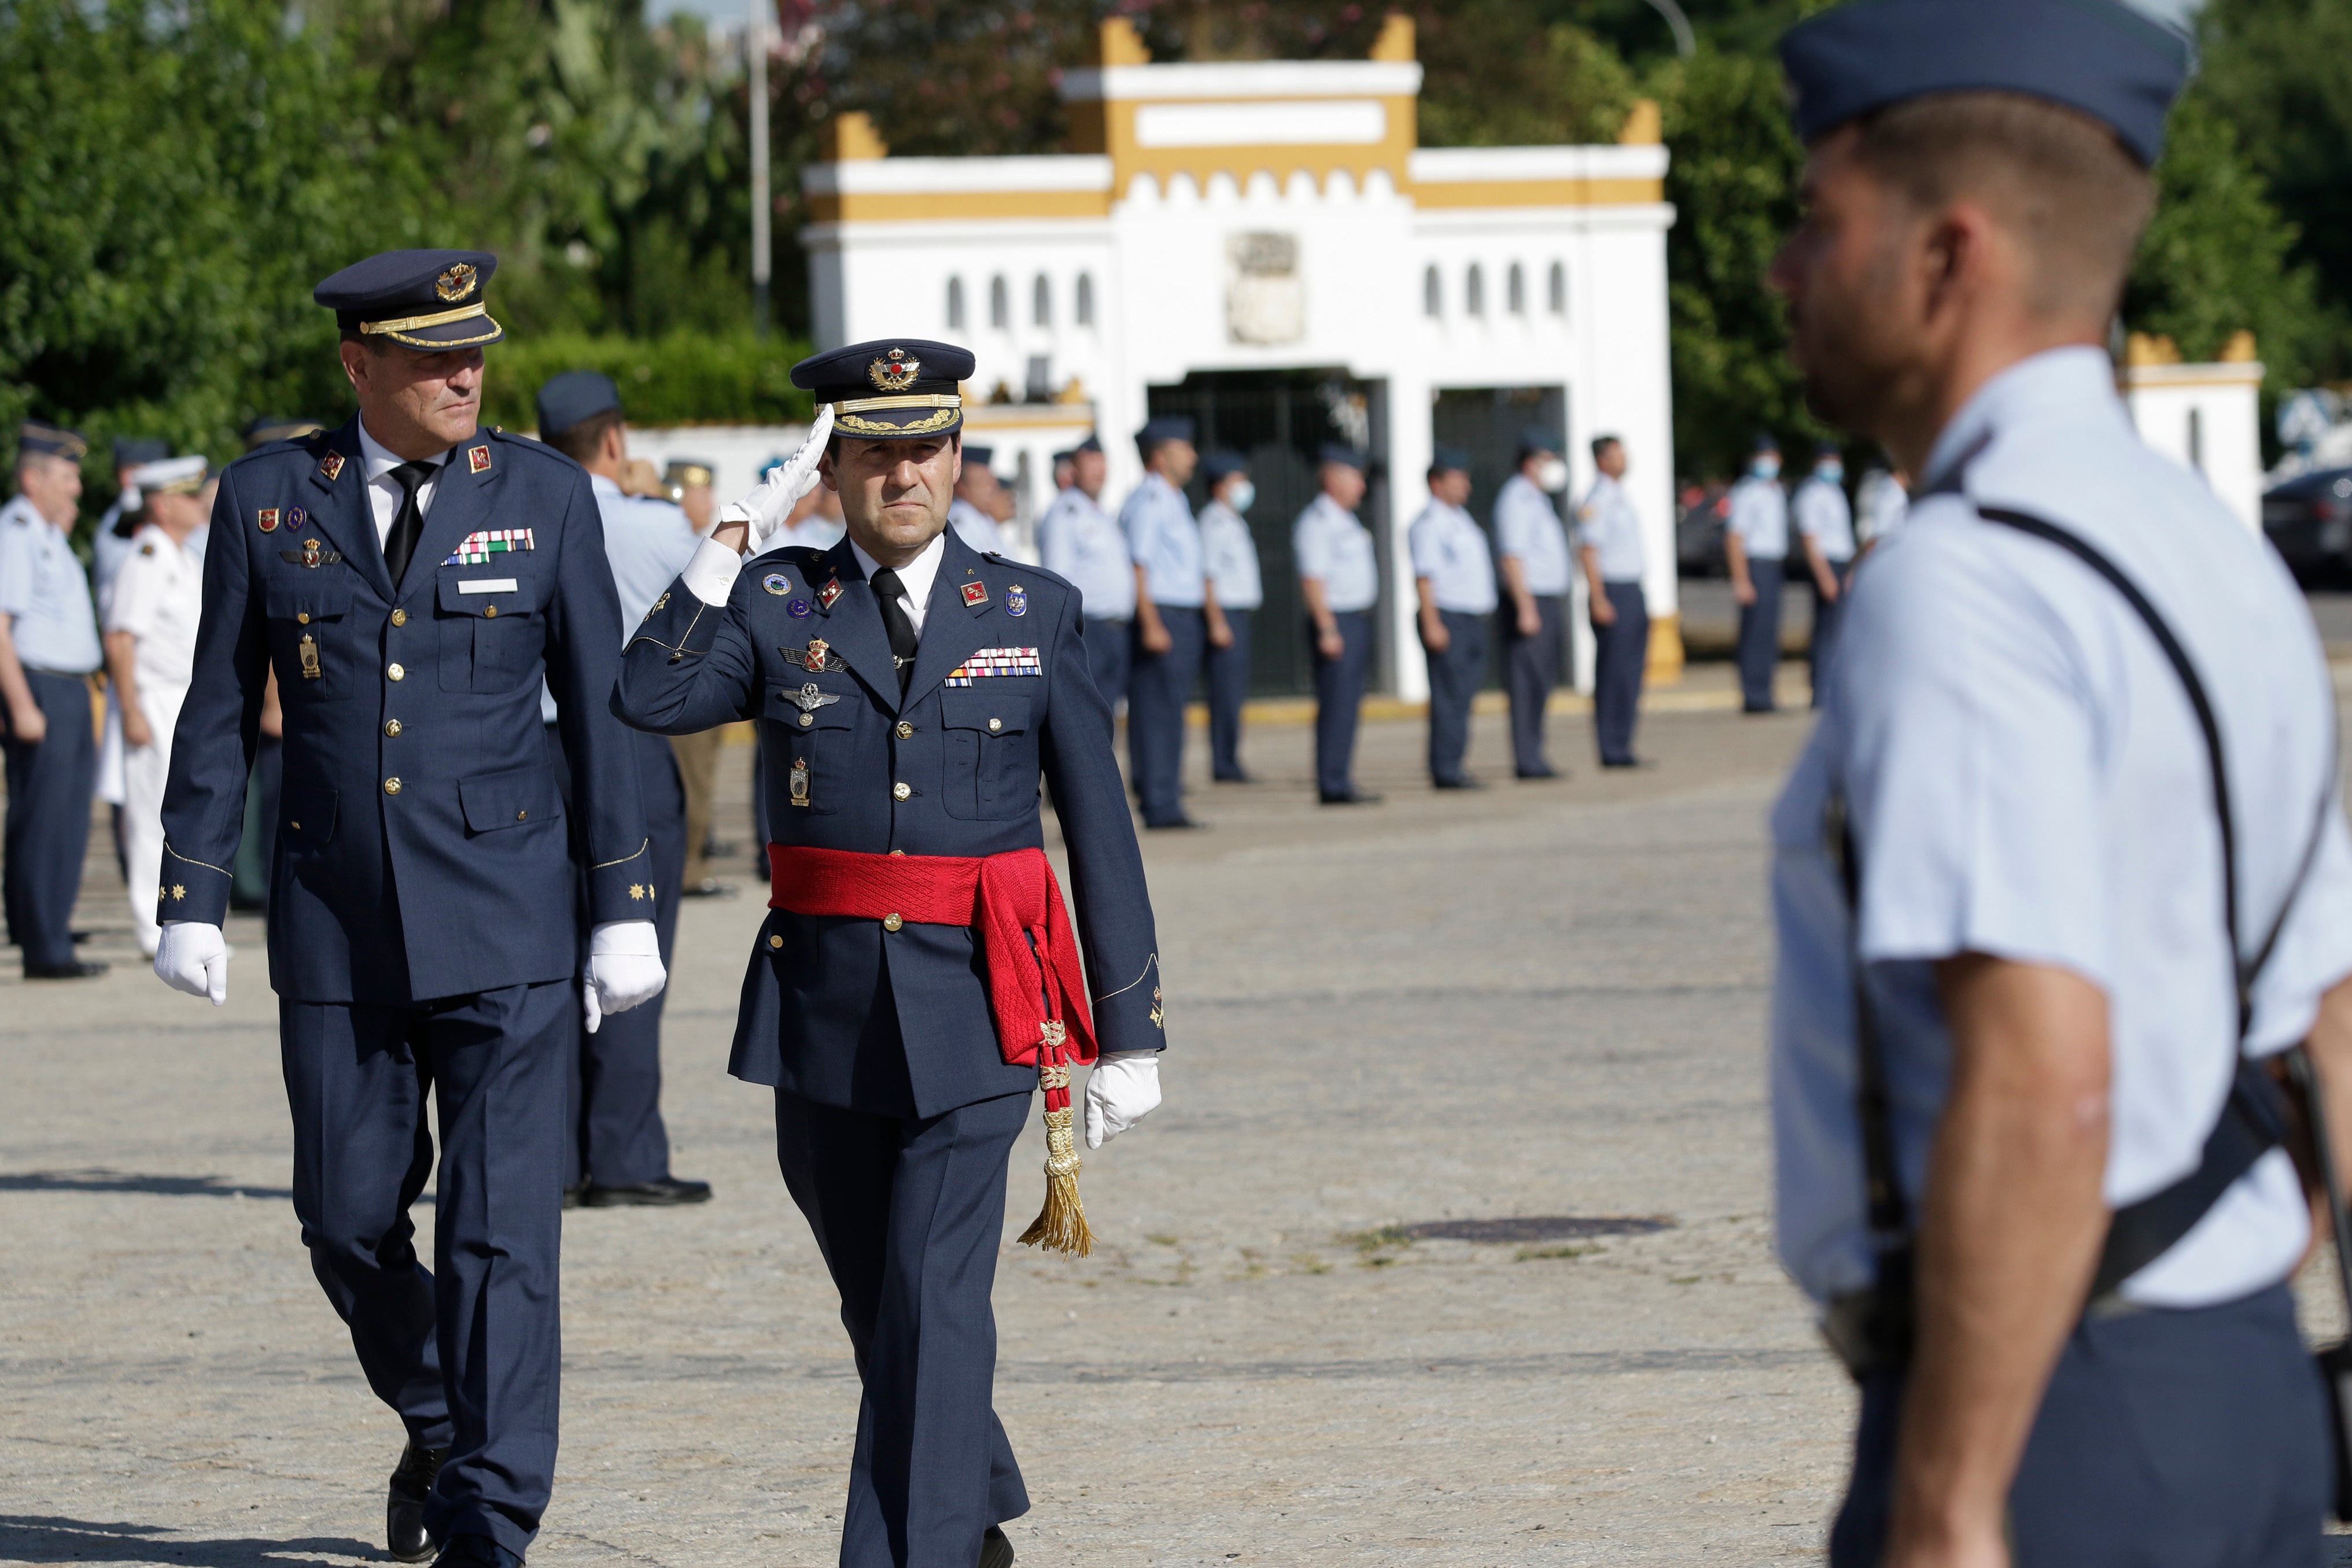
[{"left": 3, "top": 2, "right": 2350, "bottom": 1566}]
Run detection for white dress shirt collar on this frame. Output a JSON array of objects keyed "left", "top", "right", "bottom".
[
  {"left": 355, "top": 416, "right": 454, "bottom": 548},
  {"left": 850, "top": 528, "right": 948, "bottom": 637}
]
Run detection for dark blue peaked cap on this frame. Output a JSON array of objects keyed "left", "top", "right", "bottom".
[
  {"left": 793, "top": 339, "right": 974, "bottom": 440},
  {"left": 1136, "top": 415, "right": 1196, "bottom": 455},
  {"left": 1202, "top": 449, "right": 1250, "bottom": 481},
  {"left": 315, "top": 249, "right": 503, "bottom": 350},
  {"left": 1779, "top": 0, "right": 2191, "bottom": 167},
  {"left": 537, "top": 370, "right": 622, "bottom": 439}
]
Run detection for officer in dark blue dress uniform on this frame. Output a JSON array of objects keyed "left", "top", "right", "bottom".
[
  {"left": 616, "top": 338, "right": 1167, "bottom": 1568},
  {"left": 152, "top": 250, "right": 663, "bottom": 1568}
]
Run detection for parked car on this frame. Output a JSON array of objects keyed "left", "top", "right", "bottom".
[
  {"left": 2262, "top": 467, "right": 2352, "bottom": 581},
  {"left": 1676, "top": 482, "right": 1731, "bottom": 577}
]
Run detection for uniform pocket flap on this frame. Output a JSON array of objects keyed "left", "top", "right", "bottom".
[
  {"left": 941, "top": 688, "right": 1031, "bottom": 735},
  {"left": 766, "top": 678, "right": 858, "bottom": 729},
  {"left": 458, "top": 764, "right": 562, "bottom": 833},
  {"left": 264, "top": 580, "right": 357, "bottom": 622},
  {"left": 282, "top": 787, "right": 338, "bottom": 846},
  {"left": 437, "top": 574, "right": 542, "bottom": 618}
]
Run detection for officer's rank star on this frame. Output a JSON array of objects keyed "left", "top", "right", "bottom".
[
  {"left": 169, "top": 885, "right": 186, "bottom": 901},
  {"left": 629, "top": 883, "right": 649, "bottom": 901}
]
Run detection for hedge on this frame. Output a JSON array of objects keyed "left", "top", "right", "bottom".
[{"left": 478, "top": 330, "right": 818, "bottom": 431}]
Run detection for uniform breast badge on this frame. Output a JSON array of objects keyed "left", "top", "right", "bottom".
[
  {"left": 942, "top": 648, "right": 1042, "bottom": 686},
  {"left": 960, "top": 580, "right": 990, "bottom": 608},
  {"left": 787, "top": 597, "right": 812, "bottom": 618},
  {"left": 805, "top": 636, "right": 831, "bottom": 672},
  {"left": 298, "top": 633, "right": 322, "bottom": 680},
  {"left": 288, "top": 506, "right": 308, "bottom": 530},
  {"left": 257, "top": 508, "right": 281, "bottom": 533},
  {"left": 1005, "top": 584, "right": 1027, "bottom": 617},
  {"left": 790, "top": 757, "right": 812, "bottom": 807},
  {"left": 467, "top": 445, "right": 492, "bottom": 475},
  {"left": 818, "top": 578, "right": 843, "bottom": 610},
  {"left": 763, "top": 572, "right": 791, "bottom": 596},
  {"left": 779, "top": 683, "right": 842, "bottom": 729},
  {"left": 303, "top": 537, "right": 323, "bottom": 568}
]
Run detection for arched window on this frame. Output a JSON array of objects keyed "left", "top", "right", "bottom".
[
  {"left": 1507, "top": 262, "right": 1525, "bottom": 315},
  {"left": 1548, "top": 261, "right": 1566, "bottom": 315},
  {"left": 1465, "top": 263, "right": 1484, "bottom": 318},
  {"left": 1075, "top": 272, "right": 1095, "bottom": 326},
  {"left": 1423, "top": 265, "right": 1441, "bottom": 318},
  {"left": 989, "top": 275, "right": 1009, "bottom": 330},
  {"left": 1033, "top": 274, "right": 1052, "bottom": 327},
  {"left": 946, "top": 276, "right": 965, "bottom": 331}
]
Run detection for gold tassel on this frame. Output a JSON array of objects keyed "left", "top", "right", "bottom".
[{"left": 1018, "top": 1064, "right": 1093, "bottom": 1256}]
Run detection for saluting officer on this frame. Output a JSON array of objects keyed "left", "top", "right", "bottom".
[
  {"left": 0, "top": 419, "right": 105, "bottom": 979},
  {"left": 1576, "top": 435, "right": 1650, "bottom": 769},
  {"left": 153, "top": 250, "right": 664, "bottom": 1568},
  {"left": 534, "top": 370, "right": 713, "bottom": 1209},
  {"left": 1767, "top": 7, "right": 2352, "bottom": 1563},
  {"left": 1725, "top": 433, "right": 1788, "bottom": 714},
  {"left": 1197, "top": 451, "right": 1261, "bottom": 783},
  {"left": 1494, "top": 429, "right": 1572, "bottom": 780},
  {"left": 1036, "top": 434, "right": 1133, "bottom": 706},
  {"left": 614, "top": 338, "right": 1167, "bottom": 1568},
  {"left": 1122, "top": 415, "right": 1214, "bottom": 829},
  {"left": 1793, "top": 440, "right": 1856, "bottom": 707},
  {"left": 1295, "top": 444, "right": 1380, "bottom": 805},
  {"left": 1407, "top": 445, "right": 1495, "bottom": 789}
]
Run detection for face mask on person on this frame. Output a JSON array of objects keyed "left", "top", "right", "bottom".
[
  {"left": 1751, "top": 455, "right": 1782, "bottom": 480},
  {"left": 1816, "top": 461, "right": 1843, "bottom": 484},
  {"left": 1224, "top": 479, "right": 1256, "bottom": 514},
  {"left": 1535, "top": 457, "right": 1571, "bottom": 494}
]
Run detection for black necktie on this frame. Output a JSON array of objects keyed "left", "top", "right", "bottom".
[
  {"left": 384, "top": 460, "right": 432, "bottom": 586},
  {"left": 868, "top": 567, "right": 919, "bottom": 693}
]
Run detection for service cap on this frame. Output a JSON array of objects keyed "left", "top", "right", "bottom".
[
  {"left": 963, "top": 444, "right": 996, "bottom": 470},
  {"left": 314, "top": 249, "right": 504, "bottom": 351},
  {"left": 1778, "top": 0, "right": 2191, "bottom": 167},
  {"left": 1202, "top": 449, "right": 1250, "bottom": 482},
  {"left": 1075, "top": 434, "right": 1104, "bottom": 455},
  {"left": 536, "top": 370, "right": 622, "bottom": 440},
  {"left": 791, "top": 339, "right": 974, "bottom": 440},
  {"left": 1752, "top": 431, "right": 1782, "bottom": 454},
  {"left": 17, "top": 420, "right": 86, "bottom": 463},
  {"left": 1136, "top": 415, "right": 1196, "bottom": 458},
  {"left": 112, "top": 436, "right": 169, "bottom": 468},
  {"left": 1318, "top": 444, "right": 1368, "bottom": 472},
  {"left": 130, "top": 455, "right": 208, "bottom": 496},
  {"left": 1429, "top": 444, "right": 1472, "bottom": 476},
  {"left": 241, "top": 417, "right": 322, "bottom": 451},
  {"left": 1517, "top": 427, "right": 1561, "bottom": 457},
  {"left": 663, "top": 459, "right": 714, "bottom": 488}
]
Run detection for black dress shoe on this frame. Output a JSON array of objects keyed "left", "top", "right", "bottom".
[
  {"left": 388, "top": 1440, "right": 445, "bottom": 1563},
  {"left": 1600, "top": 756, "right": 1657, "bottom": 770},
  {"left": 580, "top": 1176, "right": 713, "bottom": 1207},
  {"left": 1143, "top": 816, "right": 1210, "bottom": 831},
  {"left": 25, "top": 959, "right": 108, "bottom": 979},
  {"left": 432, "top": 1534, "right": 522, "bottom": 1568},
  {"left": 979, "top": 1523, "right": 1016, "bottom": 1568},
  {"left": 1318, "top": 790, "right": 1383, "bottom": 806},
  {"left": 1515, "top": 765, "right": 1561, "bottom": 780},
  {"left": 1211, "top": 771, "right": 1255, "bottom": 785},
  {"left": 1432, "top": 776, "right": 1486, "bottom": 790}
]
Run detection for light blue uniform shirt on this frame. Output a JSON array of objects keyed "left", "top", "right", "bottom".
[
  {"left": 0, "top": 495, "right": 101, "bottom": 674},
  {"left": 1575, "top": 474, "right": 1646, "bottom": 583},
  {"left": 1292, "top": 492, "right": 1379, "bottom": 613},
  {"left": 1793, "top": 475, "right": 1856, "bottom": 564},
  {"left": 948, "top": 498, "right": 1008, "bottom": 557},
  {"left": 593, "top": 473, "right": 703, "bottom": 629},
  {"left": 1856, "top": 470, "right": 1909, "bottom": 545},
  {"left": 1037, "top": 486, "right": 1135, "bottom": 621},
  {"left": 1407, "top": 500, "right": 1497, "bottom": 614},
  {"left": 1772, "top": 347, "right": 2349, "bottom": 1312},
  {"left": 1492, "top": 473, "right": 1572, "bottom": 595},
  {"left": 1121, "top": 473, "right": 1206, "bottom": 610},
  {"left": 1199, "top": 499, "right": 1263, "bottom": 611},
  {"left": 1726, "top": 475, "right": 1789, "bottom": 560}
]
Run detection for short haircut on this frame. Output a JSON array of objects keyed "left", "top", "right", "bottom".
[
  {"left": 1591, "top": 434, "right": 1622, "bottom": 460},
  {"left": 338, "top": 327, "right": 392, "bottom": 357},
  {"left": 545, "top": 407, "right": 624, "bottom": 466},
  {"left": 1847, "top": 89, "right": 2155, "bottom": 324}
]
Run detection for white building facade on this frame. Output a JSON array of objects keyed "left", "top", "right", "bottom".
[{"left": 800, "top": 16, "right": 1679, "bottom": 698}]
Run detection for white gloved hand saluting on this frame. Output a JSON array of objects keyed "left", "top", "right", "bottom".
[
  {"left": 584, "top": 920, "right": 666, "bottom": 1034},
  {"left": 1084, "top": 1050, "right": 1162, "bottom": 1149},
  {"left": 154, "top": 921, "right": 230, "bottom": 1006},
  {"left": 720, "top": 403, "right": 835, "bottom": 552}
]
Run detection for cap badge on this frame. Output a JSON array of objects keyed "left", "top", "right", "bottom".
[
  {"left": 318, "top": 451, "right": 345, "bottom": 482},
  {"left": 868, "top": 348, "right": 921, "bottom": 393},
  {"left": 805, "top": 636, "right": 831, "bottom": 672},
  {"left": 435, "top": 262, "right": 478, "bottom": 303},
  {"left": 818, "top": 577, "right": 843, "bottom": 610},
  {"left": 467, "top": 444, "right": 491, "bottom": 475},
  {"left": 762, "top": 571, "right": 791, "bottom": 596},
  {"left": 257, "top": 508, "right": 280, "bottom": 533},
  {"left": 960, "top": 580, "right": 990, "bottom": 608},
  {"left": 1005, "top": 584, "right": 1027, "bottom": 617}
]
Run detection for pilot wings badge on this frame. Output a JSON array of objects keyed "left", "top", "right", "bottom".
[{"left": 781, "top": 682, "right": 842, "bottom": 715}]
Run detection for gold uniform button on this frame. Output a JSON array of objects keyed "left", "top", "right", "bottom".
[
  {"left": 987, "top": 717, "right": 1002, "bottom": 733},
  {"left": 892, "top": 781, "right": 911, "bottom": 802},
  {"left": 768, "top": 933, "right": 784, "bottom": 950},
  {"left": 289, "top": 821, "right": 300, "bottom": 832},
  {"left": 387, "top": 662, "right": 405, "bottom": 682},
  {"left": 390, "top": 608, "right": 408, "bottom": 627},
  {"left": 296, "top": 611, "right": 310, "bottom": 625},
  {"left": 889, "top": 848, "right": 905, "bottom": 857},
  {"left": 384, "top": 777, "right": 402, "bottom": 796},
  {"left": 516, "top": 809, "right": 527, "bottom": 821},
  {"left": 484, "top": 604, "right": 497, "bottom": 618},
  {"left": 384, "top": 719, "right": 402, "bottom": 737},
  {"left": 882, "top": 913, "right": 904, "bottom": 933},
  {"left": 895, "top": 721, "right": 915, "bottom": 740},
  {"left": 799, "top": 712, "right": 814, "bottom": 728}
]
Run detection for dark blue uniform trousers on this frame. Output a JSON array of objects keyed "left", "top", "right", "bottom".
[
  {"left": 1083, "top": 616, "right": 1131, "bottom": 711},
  {"left": 1128, "top": 606, "right": 1204, "bottom": 826},
  {"left": 1737, "top": 558, "right": 1785, "bottom": 713},
  {"left": 1830, "top": 1285, "right": 2327, "bottom": 1568},
  {"left": 1809, "top": 561, "right": 1852, "bottom": 710},
  {"left": 1205, "top": 607, "right": 1252, "bottom": 780},
  {"left": 1591, "top": 582, "right": 1649, "bottom": 766},
  {"left": 3, "top": 668, "right": 96, "bottom": 967},
  {"left": 1503, "top": 595, "right": 1564, "bottom": 776},
  {"left": 1421, "top": 610, "right": 1485, "bottom": 785},
  {"left": 774, "top": 1086, "right": 1033, "bottom": 1568},
  {"left": 281, "top": 980, "right": 572, "bottom": 1558},
  {"left": 1311, "top": 610, "right": 1373, "bottom": 798}
]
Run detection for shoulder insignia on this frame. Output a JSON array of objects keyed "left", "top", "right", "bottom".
[
  {"left": 960, "top": 580, "right": 990, "bottom": 608},
  {"left": 318, "top": 451, "right": 345, "bottom": 482},
  {"left": 818, "top": 578, "right": 843, "bottom": 610},
  {"left": 257, "top": 508, "right": 281, "bottom": 533},
  {"left": 139, "top": 543, "right": 154, "bottom": 557},
  {"left": 467, "top": 445, "right": 492, "bottom": 475}
]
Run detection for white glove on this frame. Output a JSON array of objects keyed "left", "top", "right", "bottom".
[
  {"left": 584, "top": 920, "right": 666, "bottom": 1034},
  {"left": 154, "top": 920, "right": 230, "bottom": 1005},
  {"left": 1084, "top": 1050, "right": 1162, "bottom": 1149},
  {"left": 720, "top": 403, "right": 835, "bottom": 551}
]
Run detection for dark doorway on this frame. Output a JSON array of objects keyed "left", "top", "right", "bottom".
[
  {"left": 1147, "top": 370, "right": 1391, "bottom": 697},
  {"left": 1432, "top": 386, "right": 1569, "bottom": 692}
]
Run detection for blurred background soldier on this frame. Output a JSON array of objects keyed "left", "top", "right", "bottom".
[
  {"left": 0, "top": 419, "right": 105, "bottom": 980},
  {"left": 1725, "top": 433, "right": 1787, "bottom": 714},
  {"left": 104, "top": 455, "right": 209, "bottom": 957},
  {"left": 1793, "top": 440, "right": 1855, "bottom": 707},
  {"left": 1577, "top": 434, "right": 1650, "bottom": 769},
  {"left": 1198, "top": 449, "right": 1260, "bottom": 784},
  {"left": 948, "top": 444, "right": 1009, "bottom": 555},
  {"left": 93, "top": 435, "right": 169, "bottom": 883},
  {"left": 1856, "top": 461, "right": 1910, "bottom": 558},
  {"left": 536, "top": 370, "right": 713, "bottom": 1209},
  {"left": 662, "top": 458, "right": 716, "bottom": 534},
  {"left": 1295, "top": 444, "right": 1380, "bottom": 806},
  {"left": 1123, "top": 415, "right": 1211, "bottom": 829},
  {"left": 1050, "top": 447, "right": 1077, "bottom": 496},
  {"left": 1038, "top": 433, "right": 1131, "bottom": 708},
  {"left": 1494, "top": 429, "right": 1572, "bottom": 780},
  {"left": 1408, "top": 445, "right": 1494, "bottom": 789}
]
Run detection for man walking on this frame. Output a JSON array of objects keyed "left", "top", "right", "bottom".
[
  {"left": 1409, "top": 446, "right": 1495, "bottom": 789},
  {"left": 153, "top": 250, "right": 663, "bottom": 1568},
  {"left": 1577, "top": 436, "right": 1650, "bottom": 768},
  {"left": 1495, "top": 429, "right": 1572, "bottom": 779},
  {"left": 1122, "top": 416, "right": 1213, "bottom": 829}
]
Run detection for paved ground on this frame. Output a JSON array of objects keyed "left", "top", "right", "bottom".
[{"left": 3, "top": 667, "right": 2346, "bottom": 1567}]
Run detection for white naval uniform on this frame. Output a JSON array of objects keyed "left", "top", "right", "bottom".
[
  {"left": 1772, "top": 346, "right": 2352, "bottom": 1312},
  {"left": 105, "top": 523, "right": 206, "bottom": 955}
]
